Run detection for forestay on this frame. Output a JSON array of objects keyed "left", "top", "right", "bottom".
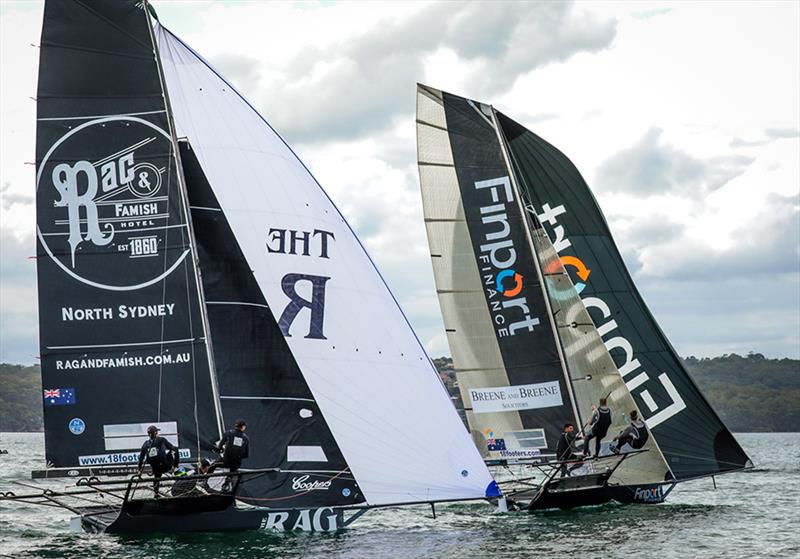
[{"left": 155, "top": 27, "right": 496, "bottom": 505}]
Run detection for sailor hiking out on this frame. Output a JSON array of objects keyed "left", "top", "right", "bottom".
[
  {"left": 137, "top": 425, "right": 180, "bottom": 496},
  {"left": 611, "top": 410, "right": 650, "bottom": 454},
  {"left": 582, "top": 398, "right": 612, "bottom": 458}
]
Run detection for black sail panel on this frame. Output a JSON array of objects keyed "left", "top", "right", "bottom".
[
  {"left": 181, "top": 142, "right": 364, "bottom": 507},
  {"left": 496, "top": 111, "right": 751, "bottom": 478},
  {"left": 35, "top": 0, "right": 220, "bottom": 467},
  {"left": 440, "top": 91, "right": 575, "bottom": 449}
]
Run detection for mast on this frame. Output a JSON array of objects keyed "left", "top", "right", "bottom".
[
  {"left": 489, "top": 107, "right": 583, "bottom": 429},
  {"left": 143, "top": 1, "right": 223, "bottom": 440}
]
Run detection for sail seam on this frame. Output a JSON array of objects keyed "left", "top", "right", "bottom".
[
  {"left": 47, "top": 338, "right": 195, "bottom": 350},
  {"left": 38, "top": 109, "right": 167, "bottom": 121}
]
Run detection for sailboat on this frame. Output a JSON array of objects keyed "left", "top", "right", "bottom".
[
  {"left": 415, "top": 84, "right": 752, "bottom": 510},
  {"left": 0, "top": 1, "right": 499, "bottom": 533}
]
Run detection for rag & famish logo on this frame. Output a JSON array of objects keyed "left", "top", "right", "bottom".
[
  {"left": 37, "top": 116, "right": 189, "bottom": 291},
  {"left": 474, "top": 176, "right": 540, "bottom": 338}
]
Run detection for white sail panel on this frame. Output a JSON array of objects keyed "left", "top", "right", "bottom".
[{"left": 156, "top": 26, "right": 495, "bottom": 505}]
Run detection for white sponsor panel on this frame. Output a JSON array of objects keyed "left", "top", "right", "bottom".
[
  {"left": 469, "top": 381, "right": 562, "bottom": 414},
  {"left": 287, "top": 445, "right": 328, "bottom": 462},
  {"left": 103, "top": 421, "right": 178, "bottom": 451},
  {"left": 78, "top": 448, "right": 190, "bottom": 466}
]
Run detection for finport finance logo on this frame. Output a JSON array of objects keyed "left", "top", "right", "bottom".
[
  {"left": 473, "top": 176, "right": 541, "bottom": 338},
  {"left": 37, "top": 116, "right": 189, "bottom": 291}
]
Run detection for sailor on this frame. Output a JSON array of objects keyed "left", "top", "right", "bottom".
[
  {"left": 611, "top": 410, "right": 650, "bottom": 454},
  {"left": 210, "top": 419, "right": 250, "bottom": 491},
  {"left": 137, "top": 425, "right": 180, "bottom": 496},
  {"left": 556, "top": 423, "right": 582, "bottom": 477},
  {"left": 170, "top": 458, "right": 212, "bottom": 498},
  {"left": 582, "top": 398, "right": 612, "bottom": 458}
]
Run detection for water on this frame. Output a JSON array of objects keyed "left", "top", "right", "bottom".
[{"left": 1, "top": 433, "right": 798, "bottom": 558}]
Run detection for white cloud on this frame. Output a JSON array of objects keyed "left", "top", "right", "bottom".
[{"left": 0, "top": 0, "right": 798, "bottom": 363}]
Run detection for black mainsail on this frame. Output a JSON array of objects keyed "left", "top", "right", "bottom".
[
  {"left": 496, "top": 112, "right": 752, "bottom": 480},
  {"left": 36, "top": 0, "right": 221, "bottom": 468}
]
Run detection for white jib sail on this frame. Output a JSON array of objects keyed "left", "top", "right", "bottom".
[{"left": 155, "top": 25, "right": 496, "bottom": 505}]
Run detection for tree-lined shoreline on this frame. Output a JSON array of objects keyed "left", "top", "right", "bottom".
[{"left": 1, "top": 353, "right": 798, "bottom": 432}]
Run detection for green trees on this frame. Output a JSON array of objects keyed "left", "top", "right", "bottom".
[
  {"left": 0, "top": 364, "right": 42, "bottom": 432},
  {"left": 1, "top": 354, "right": 798, "bottom": 432}
]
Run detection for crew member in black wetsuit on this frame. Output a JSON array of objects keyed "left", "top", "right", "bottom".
[
  {"left": 556, "top": 423, "right": 582, "bottom": 477},
  {"left": 582, "top": 398, "right": 612, "bottom": 458},
  {"left": 137, "top": 425, "right": 180, "bottom": 496},
  {"left": 612, "top": 410, "right": 649, "bottom": 453},
  {"left": 210, "top": 419, "right": 250, "bottom": 491}
]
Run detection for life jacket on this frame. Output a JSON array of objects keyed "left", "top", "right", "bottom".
[
  {"left": 594, "top": 407, "right": 612, "bottom": 436},
  {"left": 630, "top": 421, "right": 649, "bottom": 449},
  {"left": 143, "top": 437, "right": 168, "bottom": 466},
  {"left": 222, "top": 430, "right": 247, "bottom": 460}
]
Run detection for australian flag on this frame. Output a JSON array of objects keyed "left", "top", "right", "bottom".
[
  {"left": 43, "top": 388, "right": 76, "bottom": 406},
  {"left": 487, "top": 438, "right": 506, "bottom": 451}
]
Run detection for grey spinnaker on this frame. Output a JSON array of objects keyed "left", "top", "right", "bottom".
[{"left": 496, "top": 112, "right": 751, "bottom": 480}]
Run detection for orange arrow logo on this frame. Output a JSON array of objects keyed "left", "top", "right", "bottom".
[{"left": 560, "top": 255, "right": 591, "bottom": 282}]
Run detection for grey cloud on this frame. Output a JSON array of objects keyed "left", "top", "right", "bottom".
[
  {"left": 730, "top": 137, "right": 768, "bottom": 148},
  {"left": 632, "top": 8, "right": 671, "bottom": 20},
  {"left": 730, "top": 127, "right": 799, "bottom": 148},
  {"left": 636, "top": 273, "right": 799, "bottom": 359},
  {"left": 596, "top": 127, "right": 754, "bottom": 196},
  {"left": 1, "top": 192, "right": 33, "bottom": 210},
  {"left": 621, "top": 214, "right": 685, "bottom": 248},
  {"left": 210, "top": 53, "right": 262, "bottom": 100},
  {"left": 637, "top": 192, "right": 799, "bottom": 281},
  {"left": 765, "top": 127, "right": 800, "bottom": 140},
  {"left": 0, "top": 230, "right": 38, "bottom": 364},
  {"left": 254, "top": 1, "right": 616, "bottom": 142}
]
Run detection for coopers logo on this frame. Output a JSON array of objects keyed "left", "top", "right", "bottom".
[
  {"left": 36, "top": 116, "right": 189, "bottom": 291},
  {"left": 291, "top": 475, "right": 332, "bottom": 492},
  {"left": 474, "top": 176, "right": 540, "bottom": 338}
]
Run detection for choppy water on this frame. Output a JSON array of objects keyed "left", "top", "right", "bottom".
[{"left": 1, "top": 432, "right": 798, "bottom": 558}]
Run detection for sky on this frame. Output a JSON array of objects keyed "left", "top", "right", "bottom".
[{"left": 1, "top": 0, "right": 798, "bottom": 365}]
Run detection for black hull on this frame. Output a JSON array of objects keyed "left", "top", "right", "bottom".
[
  {"left": 607, "top": 483, "right": 675, "bottom": 504},
  {"left": 78, "top": 498, "right": 348, "bottom": 533},
  {"left": 527, "top": 472, "right": 613, "bottom": 511}
]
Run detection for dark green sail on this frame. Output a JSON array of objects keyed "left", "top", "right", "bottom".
[{"left": 496, "top": 112, "right": 751, "bottom": 480}]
